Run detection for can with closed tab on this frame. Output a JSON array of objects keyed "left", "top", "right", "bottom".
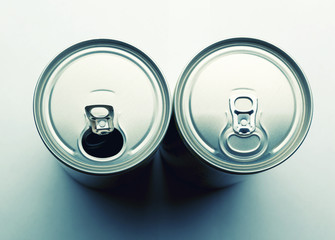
[
  {"left": 161, "top": 38, "right": 313, "bottom": 188},
  {"left": 34, "top": 39, "right": 171, "bottom": 188}
]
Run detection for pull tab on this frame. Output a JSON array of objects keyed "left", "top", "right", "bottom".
[
  {"left": 85, "top": 105, "right": 114, "bottom": 135},
  {"left": 229, "top": 94, "right": 257, "bottom": 135},
  {"left": 219, "top": 92, "right": 268, "bottom": 162}
]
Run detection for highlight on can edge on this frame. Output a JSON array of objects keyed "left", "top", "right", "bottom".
[{"left": 161, "top": 38, "right": 313, "bottom": 188}]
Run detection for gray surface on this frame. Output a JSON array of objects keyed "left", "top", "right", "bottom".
[{"left": 1, "top": 0, "right": 334, "bottom": 239}]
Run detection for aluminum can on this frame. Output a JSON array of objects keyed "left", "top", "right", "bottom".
[
  {"left": 34, "top": 39, "right": 171, "bottom": 188},
  {"left": 161, "top": 38, "right": 313, "bottom": 188}
]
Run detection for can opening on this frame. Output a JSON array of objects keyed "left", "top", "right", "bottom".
[{"left": 81, "top": 128, "right": 124, "bottom": 158}]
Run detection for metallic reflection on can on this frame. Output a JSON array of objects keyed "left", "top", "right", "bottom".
[
  {"left": 34, "top": 39, "right": 171, "bottom": 188},
  {"left": 161, "top": 38, "right": 313, "bottom": 188}
]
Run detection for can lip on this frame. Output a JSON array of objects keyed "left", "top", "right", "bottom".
[
  {"left": 173, "top": 37, "right": 313, "bottom": 174},
  {"left": 33, "top": 39, "right": 172, "bottom": 175}
]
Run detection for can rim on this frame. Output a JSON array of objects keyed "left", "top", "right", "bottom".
[
  {"left": 33, "top": 39, "right": 172, "bottom": 175},
  {"left": 173, "top": 37, "right": 313, "bottom": 174}
]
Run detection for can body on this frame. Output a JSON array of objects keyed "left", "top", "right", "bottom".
[
  {"left": 34, "top": 39, "right": 171, "bottom": 188},
  {"left": 162, "top": 38, "right": 313, "bottom": 188},
  {"left": 59, "top": 152, "right": 154, "bottom": 189}
]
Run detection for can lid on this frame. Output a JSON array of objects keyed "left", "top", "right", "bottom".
[
  {"left": 34, "top": 39, "right": 171, "bottom": 174},
  {"left": 174, "top": 38, "right": 313, "bottom": 174}
]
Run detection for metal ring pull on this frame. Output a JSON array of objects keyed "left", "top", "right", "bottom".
[
  {"left": 82, "top": 104, "right": 125, "bottom": 159},
  {"left": 85, "top": 105, "right": 114, "bottom": 135},
  {"left": 219, "top": 92, "right": 268, "bottom": 162},
  {"left": 229, "top": 94, "right": 257, "bottom": 135}
]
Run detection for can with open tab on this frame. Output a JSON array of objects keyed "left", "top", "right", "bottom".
[
  {"left": 161, "top": 38, "right": 313, "bottom": 188},
  {"left": 34, "top": 39, "right": 171, "bottom": 188}
]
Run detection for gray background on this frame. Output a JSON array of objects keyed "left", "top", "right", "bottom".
[{"left": 1, "top": 0, "right": 334, "bottom": 239}]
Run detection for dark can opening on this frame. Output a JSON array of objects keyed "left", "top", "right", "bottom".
[{"left": 82, "top": 128, "right": 124, "bottom": 158}]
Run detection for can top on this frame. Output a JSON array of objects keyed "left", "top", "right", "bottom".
[
  {"left": 34, "top": 39, "right": 171, "bottom": 174},
  {"left": 174, "top": 38, "right": 313, "bottom": 174}
]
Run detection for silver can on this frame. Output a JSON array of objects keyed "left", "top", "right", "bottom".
[
  {"left": 34, "top": 39, "right": 171, "bottom": 188},
  {"left": 161, "top": 38, "right": 313, "bottom": 188}
]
